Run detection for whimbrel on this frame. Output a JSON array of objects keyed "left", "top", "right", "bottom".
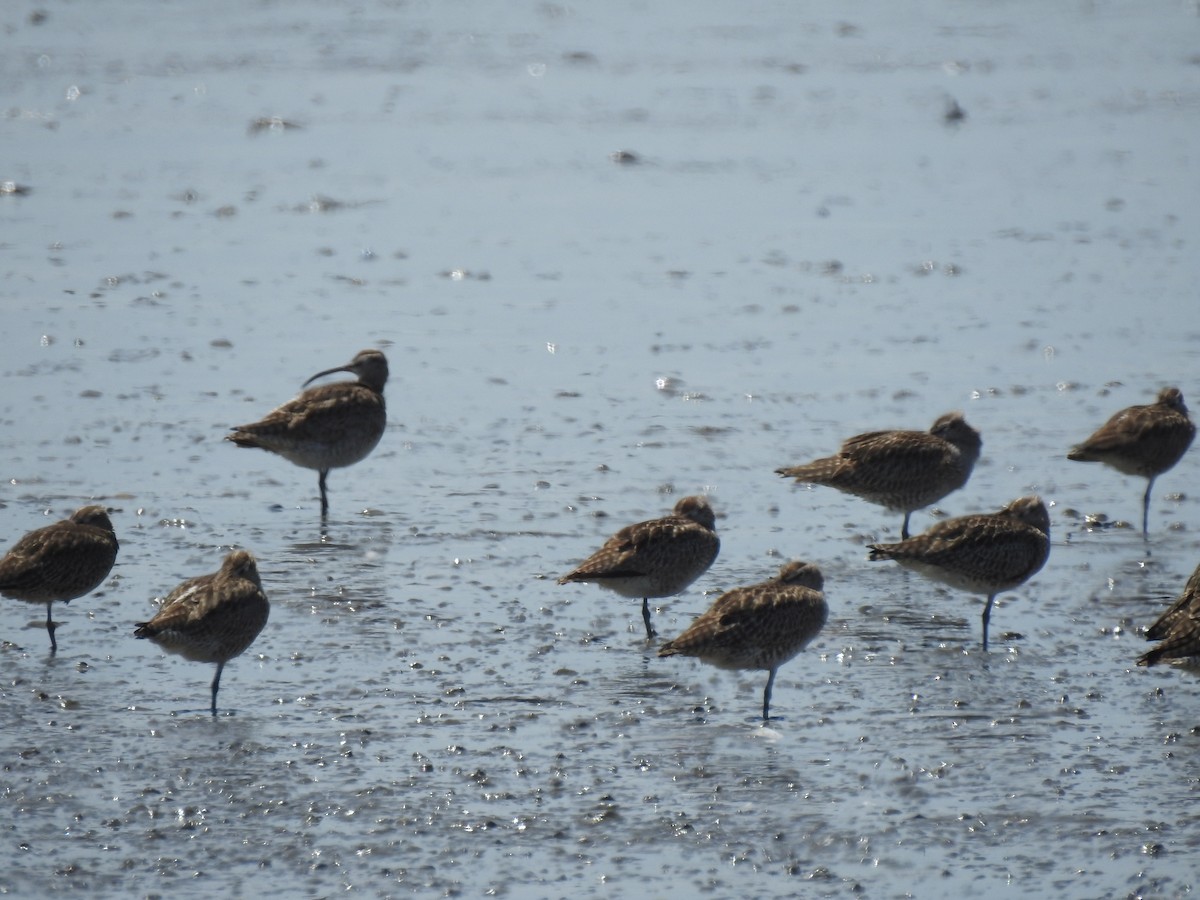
[
  {"left": 777, "top": 412, "right": 982, "bottom": 538},
  {"left": 1138, "top": 561, "right": 1200, "bottom": 667},
  {"left": 659, "top": 560, "right": 828, "bottom": 721},
  {"left": 558, "top": 495, "right": 720, "bottom": 639},
  {"left": 227, "top": 349, "right": 388, "bottom": 517},
  {"left": 0, "top": 505, "right": 118, "bottom": 653},
  {"left": 135, "top": 549, "right": 270, "bottom": 716},
  {"left": 868, "top": 495, "right": 1049, "bottom": 651},
  {"left": 1068, "top": 386, "right": 1194, "bottom": 536}
]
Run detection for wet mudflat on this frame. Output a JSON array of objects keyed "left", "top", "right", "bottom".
[{"left": 2, "top": 1, "right": 1198, "bottom": 897}]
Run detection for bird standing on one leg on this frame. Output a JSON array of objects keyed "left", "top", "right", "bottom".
[
  {"left": 659, "top": 560, "right": 828, "bottom": 721},
  {"left": 1067, "top": 386, "right": 1194, "bottom": 537},
  {"left": 0, "top": 505, "right": 119, "bottom": 653},
  {"left": 776, "top": 412, "right": 982, "bottom": 539},
  {"left": 558, "top": 495, "right": 720, "bottom": 639},
  {"left": 226, "top": 349, "right": 389, "bottom": 518},
  {"left": 867, "top": 495, "right": 1050, "bottom": 651},
  {"left": 135, "top": 549, "right": 270, "bottom": 716}
]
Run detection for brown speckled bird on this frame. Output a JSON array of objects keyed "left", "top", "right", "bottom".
[
  {"left": 227, "top": 349, "right": 388, "bottom": 517},
  {"left": 1138, "top": 561, "right": 1200, "bottom": 667},
  {"left": 777, "top": 411, "right": 982, "bottom": 538},
  {"left": 558, "top": 495, "right": 720, "bottom": 639},
  {"left": 659, "top": 560, "right": 828, "bottom": 721},
  {"left": 1068, "top": 386, "right": 1194, "bottom": 536},
  {"left": 0, "top": 505, "right": 119, "bottom": 653},
  {"left": 868, "top": 495, "right": 1050, "bottom": 652},
  {"left": 135, "top": 549, "right": 270, "bottom": 716}
]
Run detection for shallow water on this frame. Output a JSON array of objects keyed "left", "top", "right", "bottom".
[{"left": 2, "top": 1, "right": 1199, "bottom": 897}]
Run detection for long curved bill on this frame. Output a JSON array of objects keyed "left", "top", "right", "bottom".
[{"left": 303, "top": 361, "right": 355, "bottom": 387}]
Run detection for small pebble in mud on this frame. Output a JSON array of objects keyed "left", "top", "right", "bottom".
[{"left": 247, "top": 116, "right": 302, "bottom": 135}]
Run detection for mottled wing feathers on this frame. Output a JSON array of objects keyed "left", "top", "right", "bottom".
[
  {"left": 664, "top": 583, "right": 823, "bottom": 652},
  {"left": 560, "top": 517, "right": 714, "bottom": 582},
  {"left": 0, "top": 509, "right": 119, "bottom": 603},
  {"left": 1145, "top": 565, "right": 1200, "bottom": 642},
  {"left": 1138, "top": 610, "right": 1200, "bottom": 667},
  {"left": 1071, "top": 408, "right": 1185, "bottom": 455},
  {"left": 135, "top": 574, "right": 218, "bottom": 635},
  {"left": 659, "top": 565, "right": 828, "bottom": 669},
  {"left": 776, "top": 415, "right": 980, "bottom": 527},
  {"left": 0, "top": 529, "right": 66, "bottom": 593},
  {"left": 868, "top": 496, "right": 1050, "bottom": 595},
  {"left": 871, "top": 514, "right": 1040, "bottom": 568},
  {"left": 780, "top": 420, "right": 973, "bottom": 481},
  {"left": 1068, "top": 388, "right": 1195, "bottom": 475},
  {"left": 659, "top": 586, "right": 757, "bottom": 657},
  {"left": 1139, "top": 563, "right": 1200, "bottom": 665},
  {"left": 839, "top": 429, "right": 953, "bottom": 465},
  {"left": 229, "top": 383, "right": 385, "bottom": 443},
  {"left": 135, "top": 551, "right": 269, "bottom": 664}
]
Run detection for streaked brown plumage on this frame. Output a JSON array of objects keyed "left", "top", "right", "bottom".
[
  {"left": 0, "top": 505, "right": 119, "bottom": 653},
  {"left": 226, "top": 348, "right": 388, "bottom": 517},
  {"left": 868, "top": 495, "right": 1049, "bottom": 651},
  {"left": 659, "top": 560, "right": 828, "bottom": 721},
  {"left": 1138, "top": 561, "right": 1200, "bottom": 667},
  {"left": 1068, "top": 386, "right": 1194, "bottom": 536},
  {"left": 776, "top": 412, "right": 982, "bottom": 538},
  {"left": 558, "top": 495, "right": 720, "bottom": 639},
  {"left": 135, "top": 549, "right": 270, "bottom": 716}
]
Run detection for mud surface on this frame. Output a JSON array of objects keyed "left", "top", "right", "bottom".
[{"left": 2, "top": 2, "right": 1198, "bottom": 897}]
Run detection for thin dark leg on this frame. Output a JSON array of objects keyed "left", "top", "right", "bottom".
[
  {"left": 1142, "top": 477, "right": 1155, "bottom": 538},
  {"left": 210, "top": 661, "right": 225, "bottom": 717},
  {"left": 981, "top": 594, "right": 996, "bottom": 652},
  {"left": 46, "top": 602, "right": 58, "bottom": 654},
  {"left": 762, "top": 668, "right": 777, "bottom": 721},
  {"left": 318, "top": 469, "right": 330, "bottom": 518},
  {"left": 901, "top": 511, "right": 911, "bottom": 540},
  {"left": 641, "top": 598, "right": 657, "bottom": 639}
]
